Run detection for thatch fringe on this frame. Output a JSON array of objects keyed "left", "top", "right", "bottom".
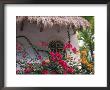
[{"left": 16, "top": 16, "right": 90, "bottom": 30}]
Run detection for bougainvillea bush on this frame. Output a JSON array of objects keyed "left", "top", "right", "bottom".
[
  {"left": 16, "top": 43, "right": 81, "bottom": 74},
  {"left": 16, "top": 41, "right": 94, "bottom": 74}
]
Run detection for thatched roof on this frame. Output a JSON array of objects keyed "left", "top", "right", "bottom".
[{"left": 16, "top": 16, "right": 90, "bottom": 31}]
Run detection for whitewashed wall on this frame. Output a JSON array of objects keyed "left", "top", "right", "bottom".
[{"left": 17, "top": 23, "right": 79, "bottom": 50}]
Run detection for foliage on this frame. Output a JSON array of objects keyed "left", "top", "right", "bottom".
[
  {"left": 78, "top": 16, "right": 94, "bottom": 62},
  {"left": 77, "top": 16, "right": 94, "bottom": 74}
]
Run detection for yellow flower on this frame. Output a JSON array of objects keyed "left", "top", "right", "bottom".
[
  {"left": 80, "top": 49, "right": 87, "bottom": 56},
  {"left": 81, "top": 58, "right": 88, "bottom": 64},
  {"left": 87, "top": 63, "right": 94, "bottom": 71}
]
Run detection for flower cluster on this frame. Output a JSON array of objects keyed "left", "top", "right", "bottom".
[
  {"left": 63, "top": 42, "right": 78, "bottom": 54},
  {"left": 80, "top": 49, "right": 94, "bottom": 74},
  {"left": 16, "top": 41, "right": 94, "bottom": 74},
  {"left": 40, "top": 51, "right": 75, "bottom": 74}
]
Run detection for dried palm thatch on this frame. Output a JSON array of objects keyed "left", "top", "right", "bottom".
[{"left": 16, "top": 16, "right": 90, "bottom": 31}]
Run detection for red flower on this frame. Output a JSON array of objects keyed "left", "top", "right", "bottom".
[
  {"left": 72, "top": 47, "right": 77, "bottom": 54},
  {"left": 49, "top": 52, "right": 56, "bottom": 61},
  {"left": 63, "top": 71, "right": 67, "bottom": 74},
  {"left": 41, "top": 70, "right": 49, "bottom": 74},
  {"left": 24, "top": 68, "right": 32, "bottom": 74},
  {"left": 67, "top": 67, "right": 75, "bottom": 74},
  {"left": 49, "top": 52, "right": 63, "bottom": 61},
  {"left": 50, "top": 52, "right": 62, "bottom": 61},
  {"left": 58, "top": 60, "right": 64, "bottom": 65},
  {"left": 50, "top": 71, "right": 57, "bottom": 74},
  {"left": 27, "top": 63, "right": 33, "bottom": 67},
  {"left": 63, "top": 42, "right": 73, "bottom": 50},
  {"left": 51, "top": 57, "right": 56, "bottom": 62},
  {"left": 58, "top": 60, "right": 68, "bottom": 69},
  {"left": 16, "top": 70, "right": 20, "bottom": 74},
  {"left": 38, "top": 55, "right": 42, "bottom": 60},
  {"left": 42, "top": 61, "right": 47, "bottom": 66},
  {"left": 49, "top": 52, "right": 55, "bottom": 56},
  {"left": 55, "top": 52, "right": 62, "bottom": 60}
]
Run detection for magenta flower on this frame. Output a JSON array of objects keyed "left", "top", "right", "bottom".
[
  {"left": 38, "top": 55, "right": 42, "bottom": 60},
  {"left": 58, "top": 60, "right": 68, "bottom": 70},
  {"left": 72, "top": 47, "right": 77, "bottom": 54},
  {"left": 55, "top": 52, "right": 62, "bottom": 60},
  {"left": 49, "top": 52, "right": 63, "bottom": 61},
  {"left": 50, "top": 71, "right": 57, "bottom": 74},
  {"left": 42, "top": 61, "right": 47, "bottom": 66},
  {"left": 67, "top": 67, "right": 75, "bottom": 73},
  {"left": 16, "top": 69, "right": 20, "bottom": 74},
  {"left": 24, "top": 68, "right": 32, "bottom": 74},
  {"left": 41, "top": 70, "right": 49, "bottom": 74},
  {"left": 64, "top": 42, "right": 72, "bottom": 50}
]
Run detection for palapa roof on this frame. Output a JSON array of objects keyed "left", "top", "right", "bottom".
[{"left": 16, "top": 16, "right": 90, "bottom": 31}]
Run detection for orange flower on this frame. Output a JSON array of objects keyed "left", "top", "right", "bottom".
[
  {"left": 81, "top": 50, "right": 87, "bottom": 56},
  {"left": 82, "top": 60, "right": 87, "bottom": 64},
  {"left": 87, "top": 63, "right": 94, "bottom": 71},
  {"left": 81, "top": 57, "right": 88, "bottom": 64}
]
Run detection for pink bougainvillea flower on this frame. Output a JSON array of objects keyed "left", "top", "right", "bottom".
[
  {"left": 49, "top": 52, "right": 63, "bottom": 61},
  {"left": 16, "top": 69, "right": 20, "bottom": 74},
  {"left": 55, "top": 52, "right": 62, "bottom": 60},
  {"left": 49, "top": 51, "right": 55, "bottom": 56},
  {"left": 58, "top": 60, "right": 68, "bottom": 70},
  {"left": 41, "top": 70, "right": 49, "bottom": 74},
  {"left": 58, "top": 60, "right": 64, "bottom": 65},
  {"left": 67, "top": 67, "right": 75, "bottom": 74},
  {"left": 41, "top": 42, "right": 48, "bottom": 47},
  {"left": 50, "top": 70, "right": 57, "bottom": 74},
  {"left": 38, "top": 55, "right": 42, "bottom": 60},
  {"left": 72, "top": 47, "right": 77, "bottom": 54},
  {"left": 24, "top": 68, "right": 32, "bottom": 74},
  {"left": 63, "top": 71, "right": 67, "bottom": 74},
  {"left": 63, "top": 42, "right": 73, "bottom": 50},
  {"left": 42, "top": 61, "right": 47, "bottom": 66},
  {"left": 51, "top": 57, "right": 56, "bottom": 62}
]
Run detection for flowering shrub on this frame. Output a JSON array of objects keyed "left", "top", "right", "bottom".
[
  {"left": 80, "top": 49, "right": 94, "bottom": 74},
  {"left": 16, "top": 41, "right": 94, "bottom": 74}
]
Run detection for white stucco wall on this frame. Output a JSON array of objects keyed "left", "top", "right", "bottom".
[{"left": 17, "top": 23, "right": 79, "bottom": 50}]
